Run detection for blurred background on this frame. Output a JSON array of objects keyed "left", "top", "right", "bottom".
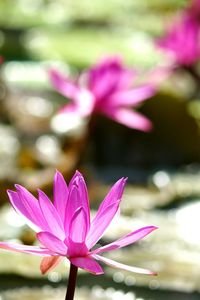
[{"left": 1, "top": 0, "right": 200, "bottom": 299}]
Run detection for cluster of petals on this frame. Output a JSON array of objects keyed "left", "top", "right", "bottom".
[
  {"left": 0, "top": 171, "right": 157, "bottom": 275},
  {"left": 50, "top": 57, "right": 155, "bottom": 131},
  {"left": 157, "top": 2, "right": 200, "bottom": 67}
]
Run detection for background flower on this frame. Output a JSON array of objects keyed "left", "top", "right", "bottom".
[
  {"left": 157, "top": 0, "right": 200, "bottom": 67},
  {"left": 50, "top": 57, "right": 155, "bottom": 131}
]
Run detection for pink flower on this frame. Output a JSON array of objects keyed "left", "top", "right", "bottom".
[
  {"left": 50, "top": 57, "right": 155, "bottom": 131},
  {"left": 189, "top": 0, "right": 200, "bottom": 18},
  {"left": 157, "top": 11, "right": 200, "bottom": 66},
  {"left": 0, "top": 171, "right": 157, "bottom": 275}
]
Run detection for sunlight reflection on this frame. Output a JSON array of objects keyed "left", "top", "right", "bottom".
[
  {"left": 25, "top": 96, "right": 53, "bottom": 118},
  {"left": 176, "top": 201, "right": 200, "bottom": 245},
  {"left": 152, "top": 171, "right": 170, "bottom": 188},
  {"left": 51, "top": 113, "right": 87, "bottom": 136},
  {"left": 36, "top": 135, "right": 61, "bottom": 165}
]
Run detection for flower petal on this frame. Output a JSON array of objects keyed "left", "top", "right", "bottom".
[
  {"left": 0, "top": 242, "right": 52, "bottom": 256},
  {"left": 157, "top": 14, "right": 200, "bottom": 66},
  {"left": 109, "top": 85, "right": 155, "bottom": 107},
  {"left": 65, "top": 171, "right": 90, "bottom": 234},
  {"left": 94, "top": 254, "right": 157, "bottom": 275},
  {"left": 70, "top": 171, "right": 90, "bottom": 225},
  {"left": 50, "top": 70, "right": 94, "bottom": 117},
  {"left": 40, "top": 256, "right": 63, "bottom": 274},
  {"left": 67, "top": 201, "right": 90, "bottom": 257},
  {"left": 64, "top": 185, "right": 78, "bottom": 233},
  {"left": 53, "top": 170, "right": 69, "bottom": 222},
  {"left": 88, "top": 57, "right": 134, "bottom": 100},
  {"left": 37, "top": 231, "right": 68, "bottom": 255},
  {"left": 86, "top": 178, "right": 126, "bottom": 249},
  {"left": 7, "top": 190, "right": 40, "bottom": 232},
  {"left": 9, "top": 185, "right": 48, "bottom": 232},
  {"left": 104, "top": 107, "right": 152, "bottom": 131},
  {"left": 69, "top": 207, "right": 88, "bottom": 244},
  {"left": 69, "top": 256, "right": 104, "bottom": 275},
  {"left": 86, "top": 203, "right": 119, "bottom": 250},
  {"left": 94, "top": 226, "right": 158, "bottom": 254},
  {"left": 49, "top": 69, "right": 79, "bottom": 100},
  {"left": 38, "top": 190, "right": 65, "bottom": 239}
]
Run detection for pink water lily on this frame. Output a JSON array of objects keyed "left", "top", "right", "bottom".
[
  {"left": 50, "top": 57, "right": 155, "bottom": 131},
  {"left": 0, "top": 171, "right": 157, "bottom": 276},
  {"left": 157, "top": 9, "right": 200, "bottom": 66}
]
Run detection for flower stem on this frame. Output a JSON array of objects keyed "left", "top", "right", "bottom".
[{"left": 65, "top": 263, "right": 78, "bottom": 300}]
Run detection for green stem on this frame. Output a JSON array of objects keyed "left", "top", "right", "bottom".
[{"left": 65, "top": 264, "right": 78, "bottom": 300}]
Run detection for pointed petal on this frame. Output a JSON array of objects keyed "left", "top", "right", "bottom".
[
  {"left": 69, "top": 171, "right": 90, "bottom": 224},
  {"left": 109, "top": 86, "right": 155, "bottom": 107},
  {"left": 86, "top": 178, "right": 126, "bottom": 249},
  {"left": 50, "top": 70, "right": 94, "bottom": 116},
  {"left": 53, "top": 171, "right": 69, "bottom": 222},
  {"left": 7, "top": 190, "right": 40, "bottom": 232},
  {"left": 65, "top": 171, "right": 90, "bottom": 233},
  {"left": 49, "top": 69, "right": 79, "bottom": 100},
  {"left": 68, "top": 170, "right": 80, "bottom": 189},
  {"left": 95, "top": 178, "right": 126, "bottom": 211},
  {"left": 94, "top": 226, "right": 158, "bottom": 254},
  {"left": 0, "top": 242, "right": 52, "bottom": 256},
  {"left": 94, "top": 254, "right": 157, "bottom": 275},
  {"left": 37, "top": 231, "right": 68, "bottom": 255},
  {"left": 69, "top": 207, "right": 88, "bottom": 244},
  {"left": 38, "top": 190, "right": 65, "bottom": 239},
  {"left": 64, "top": 185, "right": 78, "bottom": 233},
  {"left": 86, "top": 203, "right": 119, "bottom": 250},
  {"left": 69, "top": 256, "right": 104, "bottom": 275},
  {"left": 104, "top": 108, "right": 152, "bottom": 131},
  {"left": 9, "top": 185, "right": 48, "bottom": 232},
  {"left": 40, "top": 256, "right": 63, "bottom": 274}
]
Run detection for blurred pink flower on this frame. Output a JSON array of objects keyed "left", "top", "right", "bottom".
[
  {"left": 189, "top": 0, "right": 200, "bottom": 18},
  {"left": 50, "top": 57, "right": 155, "bottom": 131},
  {"left": 0, "top": 171, "right": 157, "bottom": 275},
  {"left": 157, "top": 9, "right": 200, "bottom": 66}
]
